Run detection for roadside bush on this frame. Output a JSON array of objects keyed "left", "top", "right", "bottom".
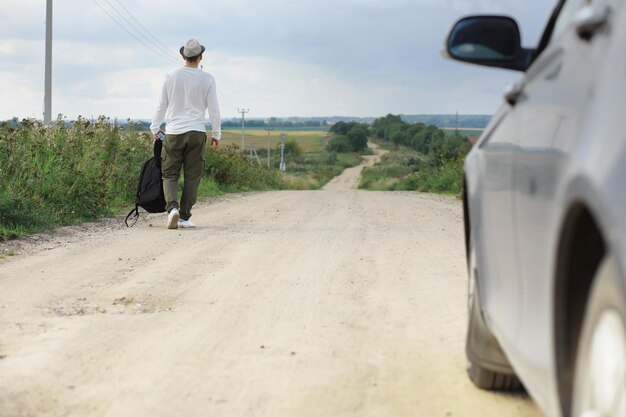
[
  {"left": 358, "top": 143, "right": 465, "bottom": 195},
  {"left": 326, "top": 122, "right": 370, "bottom": 153},
  {"left": 203, "top": 144, "right": 283, "bottom": 190},
  {"left": 326, "top": 135, "right": 352, "bottom": 153},
  {"left": 347, "top": 125, "right": 368, "bottom": 152},
  {"left": 325, "top": 152, "right": 338, "bottom": 164},
  {"left": 0, "top": 118, "right": 285, "bottom": 239},
  {"left": 283, "top": 138, "right": 303, "bottom": 157},
  {"left": 282, "top": 151, "right": 362, "bottom": 190},
  {"left": 358, "top": 148, "right": 423, "bottom": 190},
  {"left": 0, "top": 116, "right": 151, "bottom": 239},
  {"left": 395, "top": 158, "right": 464, "bottom": 194},
  {"left": 363, "top": 115, "right": 472, "bottom": 196}
]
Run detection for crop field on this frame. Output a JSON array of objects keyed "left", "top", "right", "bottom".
[
  {"left": 442, "top": 127, "right": 484, "bottom": 137},
  {"left": 219, "top": 129, "right": 329, "bottom": 152}
]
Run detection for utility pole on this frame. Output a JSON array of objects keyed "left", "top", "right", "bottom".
[
  {"left": 279, "top": 133, "right": 286, "bottom": 171},
  {"left": 44, "top": 0, "right": 53, "bottom": 125},
  {"left": 249, "top": 138, "right": 261, "bottom": 165},
  {"left": 237, "top": 108, "right": 249, "bottom": 152},
  {"left": 266, "top": 123, "right": 274, "bottom": 169}
]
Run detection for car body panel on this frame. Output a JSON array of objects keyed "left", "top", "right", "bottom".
[
  {"left": 461, "top": 1, "right": 626, "bottom": 416},
  {"left": 505, "top": 16, "right": 600, "bottom": 413}
]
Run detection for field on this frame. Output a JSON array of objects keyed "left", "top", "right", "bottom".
[
  {"left": 220, "top": 129, "right": 329, "bottom": 153},
  {"left": 441, "top": 127, "right": 484, "bottom": 137}
]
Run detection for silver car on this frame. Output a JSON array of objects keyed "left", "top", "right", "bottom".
[{"left": 444, "top": 1, "right": 626, "bottom": 416}]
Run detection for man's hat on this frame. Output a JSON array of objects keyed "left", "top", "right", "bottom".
[{"left": 180, "top": 38, "right": 205, "bottom": 58}]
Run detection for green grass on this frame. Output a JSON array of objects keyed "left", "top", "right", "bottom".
[
  {"left": 281, "top": 151, "right": 363, "bottom": 189},
  {"left": 359, "top": 147, "right": 426, "bottom": 191},
  {"left": 214, "top": 135, "right": 364, "bottom": 190},
  {"left": 0, "top": 120, "right": 364, "bottom": 240},
  {"left": 0, "top": 117, "right": 152, "bottom": 239},
  {"left": 392, "top": 158, "right": 464, "bottom": 195},
  {"left": 0, "top": 119, "right": 285, "bottom": 240},
  {"left": 0, "top": 250, "right": 18, "bottom": 261},
  {"left": 442, "top": 128, "right": 483, "bottom": 137},
  {"left": 359, "top": 141, "right": 465, "bottom": 195},
  {"left": 204, "top": 143, "right": 284, "bottom": 191},
  {"left": 220, "top": 129, "right": 328, "bottom": 153}
]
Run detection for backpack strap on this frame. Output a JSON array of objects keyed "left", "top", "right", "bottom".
[
  {"left": 125, "top": 206, "right": 139, "bottom": 227},
  {"left": 154, "top": 139, "right": 163, "bottom": 167}
]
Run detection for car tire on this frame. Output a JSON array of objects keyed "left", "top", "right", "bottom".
[
  {"left": 572, "top": 254, "right": 626, "bottom": 417},
  {"left": 466, "top": 242, "right": 523, "bottom": 391}
]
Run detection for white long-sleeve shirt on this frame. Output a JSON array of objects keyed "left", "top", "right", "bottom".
[{"left": 150, "top": 67, "right": 221, "bottom": 139}]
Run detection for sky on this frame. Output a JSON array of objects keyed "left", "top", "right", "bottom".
[{"left": 0, "top": 0, "right": 557, "bottom": 120}]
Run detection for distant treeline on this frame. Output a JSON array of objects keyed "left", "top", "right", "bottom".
[
  {"left": 1, "top": 114, "right": 492, "bottom": 131},
  {"left": 222, "top": 118, "right": 328, "bottom": 129},
  {"left": 372, "top": 114, "right": 471, "bottom": 166},
  {"left": 0, "top": 117, "right": 329, "bottom": 131},
  {"left": 400, "top": 114, "right": 491, "bottom": 129}
]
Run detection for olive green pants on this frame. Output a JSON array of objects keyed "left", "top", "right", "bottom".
[{"left": 162, "top": 131, "right": 206, "bottom": 221}]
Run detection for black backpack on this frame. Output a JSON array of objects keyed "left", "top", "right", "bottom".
[{"left": 125, "top": 140, "right": 166, "bottom": 227}]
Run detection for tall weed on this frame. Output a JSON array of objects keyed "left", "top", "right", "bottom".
[
  {"left": 358, "top": 143, "right": 465, "bottom": 195},
  {"left": 204, "top": 144, "right": 283, "bottom": 191},
  {"left": 0, "top": 118, "right": 284, "bottom": 239},
  {"left": 0, "top": 117, "right": 150, "bottom": 238}
]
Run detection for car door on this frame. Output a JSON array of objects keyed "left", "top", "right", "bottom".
[
  {"left": 508, "top": 0, "right": 613, "bottom": 409},
  {"left": 474, "top": 105, "right": 523, "bottom": 337}
]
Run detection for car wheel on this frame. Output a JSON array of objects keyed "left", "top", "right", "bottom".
[
  {"left": 466, "top": 241, "right": 522, "bottom": 390},
  {"left": 572, "top": 255, "right": 626, "bottom": 417}
]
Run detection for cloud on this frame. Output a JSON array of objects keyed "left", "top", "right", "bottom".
[
  {"left": 0, "top": 0, "right": 556, "bottom": 120},
  {"left": 0, "top": 42, "right": 17, "bottom": 56},
  {"left": 0, "top": 72, "right": 44, "bottom": 119}
]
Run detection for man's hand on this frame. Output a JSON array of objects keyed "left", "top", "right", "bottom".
[
  {"left": 153, "top": 130, "right": 165, "bottom": 141},
  {"left": 211, "top": 138, "right": 219, "bottom": 150}
]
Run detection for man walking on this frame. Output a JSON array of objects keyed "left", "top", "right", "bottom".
[{"left": 150, "top": 38, "right": 221, "bottom": 229}]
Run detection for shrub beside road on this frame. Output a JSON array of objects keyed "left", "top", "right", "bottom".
[
  {"left": 0, "top": 118, "right": 283, "bottom": 240},
  {"left": 0, "top": 114, "right": 473, "bottom": 239},
  {"left": 0, "top": 119, "right": 362, "bottom": 239},
  {"left": 358, "top": 114, "right": 472, "bottom": 195}
]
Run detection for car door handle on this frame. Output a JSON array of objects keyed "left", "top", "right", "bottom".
[
  {"left": 574, "top": 5, "right": 610, "bottom": 40},
  {"left": 504, "top": 81, "right": 524, "bottom": 106}
]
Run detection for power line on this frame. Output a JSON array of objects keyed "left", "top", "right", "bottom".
[
  {"left": 92, "top": 0, "right": 175, "bottom": 63},
  {"left": 111, "top": 0, "right": 173, "bottom": 54},
  {"left": 90, "top": 0, "right": 177, "bottom": 64},
  {"left": 102, "top": 0, "right": 177, "bottom": 61},
  {"left": 199, "top": 64, "right": 236, "bottom": 113},
  {"left": 94, "top": 0, "right": 238, "bottom": 114}
]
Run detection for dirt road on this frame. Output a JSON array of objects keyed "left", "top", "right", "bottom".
[
  {"left": 323, "top": 144, "right": 386, "bottom": 191},
  {"left": 0, "top": 149, "right": 541, "bottom": 417}
]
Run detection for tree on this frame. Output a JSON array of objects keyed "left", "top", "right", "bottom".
[
  {"left": 371, "top": 114, "right": 405, "bottom": 140},
  {"left": 391, "top": 131, "right": 404, "bottom": 148},
  {"left": 326, "top": 135, "right": 352, "bottom": 153},
  {"left": 283, "top": 138, "right": 303, "bottom": 157},
  {"left": 330, "top": 121, "right": 357, "bottom": 135},
  {"left": 347, "top": 125, "right": 368, "bottom": 151}
]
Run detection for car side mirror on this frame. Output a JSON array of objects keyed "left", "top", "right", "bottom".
[{"left": 444, "top": 15, "right": 530, "bottom": 72}]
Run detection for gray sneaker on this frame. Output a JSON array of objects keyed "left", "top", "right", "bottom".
[
  {"left": 167, "top": 208, "right": 180, "bottom": 229},
  {"left": 178, "top": 219, "right": 196, "bottom": 228}
]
